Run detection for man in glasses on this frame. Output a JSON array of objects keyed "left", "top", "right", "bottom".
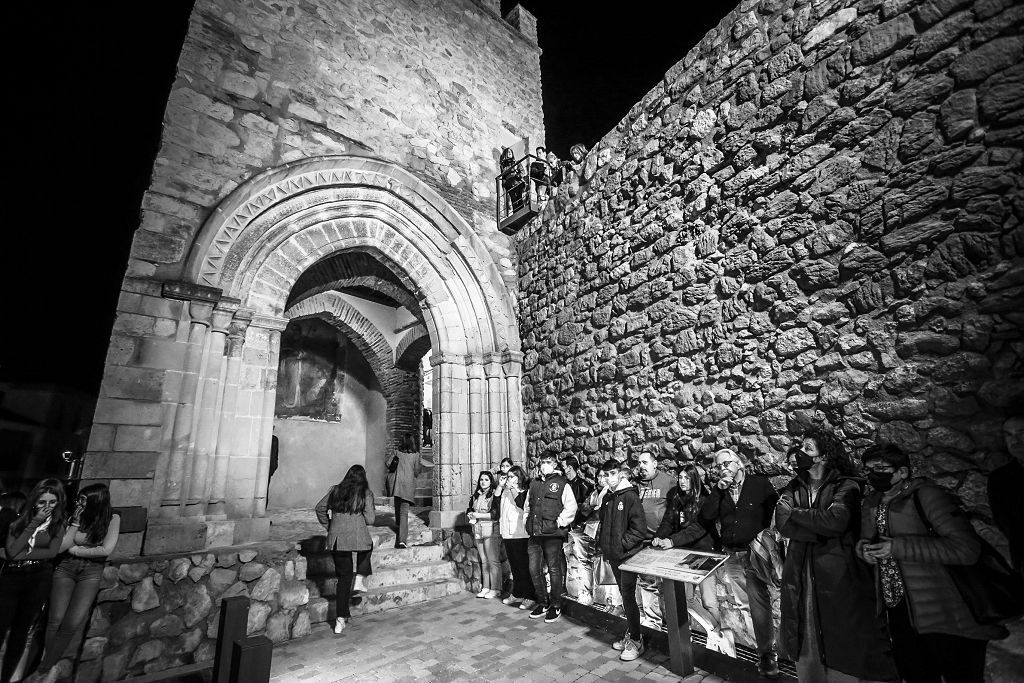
[{"left": 700, "top": 448, "right": 781, "bottom": 678}]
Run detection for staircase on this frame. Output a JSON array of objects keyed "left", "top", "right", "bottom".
[
  {"left": 414, "top": 446, "right": 434, "bottom": 507},
  {"left": 270, "top": 497, "right": 460, "bottom": 625}
]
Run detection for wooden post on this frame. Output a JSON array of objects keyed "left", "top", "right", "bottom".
[
  {"left": 230, "top": 635, "right": 273, "bottom": 682},
  {"left": 214, "top": 596, "right": 250, "bottom": 683},
  {"left": 662, "top": 579, "right": 695, "bottom": 677}
]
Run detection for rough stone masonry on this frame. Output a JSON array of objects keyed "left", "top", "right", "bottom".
[{"left": 517, "top": 0, "right": 1023, "bottom": 548}]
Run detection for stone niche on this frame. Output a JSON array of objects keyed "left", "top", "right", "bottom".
[{"left": 517, "top": 0, "right": 1024, "bottom": 560}]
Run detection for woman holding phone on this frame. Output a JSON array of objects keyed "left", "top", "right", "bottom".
[{"left": 0, "top": 478, "right": 68, "bottom": 683}]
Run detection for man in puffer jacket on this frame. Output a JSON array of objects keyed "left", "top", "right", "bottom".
[
  {"left": 524, "top": 453, "right": 577, "bottom": 623},
  {"left": 598, "top": 458, "right": 652, "bottom": 662}
]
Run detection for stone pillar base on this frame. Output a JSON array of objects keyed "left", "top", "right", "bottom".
[
  {"left": 142, "top": 517, "right": 271, "bottom": 555},
  {"left": 428, "top": 509, "right": 469, "bottom": 528}
]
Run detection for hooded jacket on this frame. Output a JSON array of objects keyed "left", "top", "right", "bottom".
[
  {"left": 597, "top": 483, "right": 652, "bottom": 562},
  {"left": 858, "top": 477, "right": 1007, "bottom": 641},
  {"left": 776, "top": 470, "right": 896, "bottom": 681}
]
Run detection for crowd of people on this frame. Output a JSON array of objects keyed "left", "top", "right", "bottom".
[
  {"left": 0, "top": 479, "right": 121, "bottom": 683},
  {"left": 498, "top": 144, "right": 587, "bottom": 215},
  {"left": 453, "top": 427, "right": 1022, "bottom": 682}
]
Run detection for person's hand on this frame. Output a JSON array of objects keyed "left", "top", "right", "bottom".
[
  {"left": 32, "top": 507, "right": 51, "bottom": 524},
  {"left": 862, "top": 536, "right": 894, "bottom": 560},
  {"left": 69, "top": 545, "right": 84, "bottom": 557},
  {"left": 717, "top": 476, "right": 733, "bottom": 490}
]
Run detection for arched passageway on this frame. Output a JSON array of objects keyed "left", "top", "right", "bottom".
[{"left": 156, "top": 156, "right": 524, "bottom": 527}]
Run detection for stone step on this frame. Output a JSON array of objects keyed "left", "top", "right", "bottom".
[
  {"left": 309, "top": 559, "right": 454, "bottom": 595},
  {"left": 305, "top": 542, "right": 444, "bottom": 576},
  {"left": 308, "top": 578, "right": 463, "bottom": 622}
]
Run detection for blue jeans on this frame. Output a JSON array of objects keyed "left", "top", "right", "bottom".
[
  {"left": 527, "top": 536, "right": 566, "bottom": 608},
  {"left": 39, "top": 557, "right": 105, "bottom": 670}
]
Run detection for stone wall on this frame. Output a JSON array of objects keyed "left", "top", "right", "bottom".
[
  {"left": 517, "top": 0, "right": 1023, "bottom": 545},
  {"left": 72, "top": 543, "right": 316, "bottom": 682}
]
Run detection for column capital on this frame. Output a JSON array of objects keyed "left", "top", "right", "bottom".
[
  {"left": 188, "top": 300, "right": 215, "bottom": 326},
  {"left": 429, "top": 351, "right": 464, "bottom": 367},
  {"left": 211, "top": 309, "right": 234, "bottom": 334},
  {"left": 466, "top": 363, "right": 485, "bottom": 380},
  {"left": 249, "top": 314, "right": 289, "bottom": 332},
  {"left": 483, "top": 359, "right": 504, "bottom": 379}
]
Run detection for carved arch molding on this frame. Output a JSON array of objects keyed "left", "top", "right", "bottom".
[{"left": 158, "top": 156, "right": 524, "bottom": 521}]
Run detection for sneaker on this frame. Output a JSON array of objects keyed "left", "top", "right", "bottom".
[
  {"left": 519, "top": 599, "right": 536, "bottom": 611},
  {"left": 611, "top": 631, "right": 630, "bottom": 651},
  {"left": 485, "top": 589, "right": 501, "bottom": 599},
  {"left": 528, "top": 603, "right": 547, "bottom": 619},
  {"left": 757, "top": 652, "right": 781, "bottom": 680},
  {"left": 333, "top": 617, "right": 347, "bottom": 635},
  {"left": 353, "top": 575, "right": 366, "bottom": 594},
  {"left": 395, "top": 542, "right": 408, "bottom": 549},
  {"left": 619, "top": 636, "right": 644, "bottom": 662},
  {"left": 502, "top": 595, "right": 521, "bottom": 606},
  {"left": 476, "top": 588, "right": 490, "bottom": 598},
  {"left": 543, "top": 605, "right": 561, "bottom": 623}
]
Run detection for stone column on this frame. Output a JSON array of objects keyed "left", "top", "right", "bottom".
[
  {"left": 484, "top": 355, "right": 508, "bottom": 470},
  {"left": 159, "top": 300, "right": 214, "bottom": 519},
  {"left": 183, "top": 302, "right": 235, "bottom": 517},
  {"left": 207, "top": 310, "right": 251, "bottom": 519},
  {"left": 503, "top": 352, "right": 525, "bottom": 466},
  {"left": 428, "top": 354, "right": 472, "bottom": 525},
  {"left": 251, "top": 315, "right": 287, "bottom": 518},
  {"left": 466, "top": 358, "right": 486, "bottom": 486}
]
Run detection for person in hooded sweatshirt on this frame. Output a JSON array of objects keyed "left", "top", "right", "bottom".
[
  {"left": 598, "top": 458, "right": 652, "bottom": 663},
  {"left": 776, "top": 430, "right": 897, "bottom": 683}
]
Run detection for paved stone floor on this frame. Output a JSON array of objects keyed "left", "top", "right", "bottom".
[{"left": 270, "top": 592, "right": 723, "bottom": 682}]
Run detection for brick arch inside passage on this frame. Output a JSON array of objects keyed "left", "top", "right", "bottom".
[{"left": 181, "top": 156, "right": 525, "bottom": 518}]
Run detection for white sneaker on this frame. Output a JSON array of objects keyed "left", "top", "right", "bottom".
[
  {"left": 476, "top": 588, "right": 490, "bottom": 598},
  {"left": 334, "top": 617, "right": 347, "bottom": 634},
  {"left": 519, "top": 599, "right": 536, "bottom": 610},
  {"left": 485, "top": 589, "right": 500, "bottom": 599},
  {"left": 502, "top": 595, "right": 521, "bottom": 606},
  {"left": 353, "top": 575, "right": 366, "bottom": 594}
]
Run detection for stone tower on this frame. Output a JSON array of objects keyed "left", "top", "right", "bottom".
[{"left": 85, "top": 0, "right": 543, "bottom": 556}]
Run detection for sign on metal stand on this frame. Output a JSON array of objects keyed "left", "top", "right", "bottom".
[
  {"left": 214, "top": 596, "right": 250, "bottom": 683},
  {"left": 230, "top": 635, "right": 273, "bottom": 682}
]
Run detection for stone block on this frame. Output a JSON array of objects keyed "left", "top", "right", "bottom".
[
  {"left": 278, "top": 580, "right": 309, "bottom": 608},
  {"left": 184, "top": 584, "right": 213, "bottom": 627},
  {"left": 208, "top": 567, "right": 238, "bottom": 596},
  {"left": 129, "top": 640, "right": 164, "bottom": 667},
  {"left": 101, "top": 366, "right": 166, "bottom": 401},
  {"left": 131, "top": 577, "right": 160, "bottom": 612},
  {"left": 112, "top": 425, "right": 162, "bottom": 452},
  {"left": 250, "top": 568, "right": 281, "bottom": 601},
  {"left": 307, "top": 597, "right": 329, "bottom": 623},
  {"left": 239, "top": 562, "right": 267, "bottom": 582},
  {"left": 93, "top": 398, "right": 163, "bottom": 426},
  {"left": 850, "top": 14, "right": 916, "bottom": 65},
  {"left": 149, "top": 614, "right": 184, "bottom": 638},
  {"left": 246, "top": 601, "right": 273, "bottom": 634},
  {"left": 265, "top": 611, "right": 291, "bottom": 643},
  {"left": 109, "top": 532, "right": 143, "bottom": 561},
  {"left": 134, "top": 338, "right": 187, "bottom": 370},
  {"left": 291, "top": 609, "right": 312, "bottom": 638},
  {"left": 142, "top": 521, "right": 208, "bottom": 555}
]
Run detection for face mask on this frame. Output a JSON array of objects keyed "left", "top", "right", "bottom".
[
  {"left": 539, "top": 463, "right": 554, "bottom": 476},
  {"left": 793, "top": 451, "right": 816, "bottom": 471},
  {"left": 867, "top": 471, "right": 895, "bottom": 492}
]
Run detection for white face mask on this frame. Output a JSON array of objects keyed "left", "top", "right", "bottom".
[{"left": 539, "top": 462, "right": 555, "bottom": 476}]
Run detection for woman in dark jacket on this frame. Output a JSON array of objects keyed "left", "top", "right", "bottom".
[
  {"left": 467, "top": 471, "right": 502, "bottom": 598},
  {"left": 777, "top": 431, "right": 897, "bottom": 682},
  {"left": 857, "top": 444, "right": 1006, "bottom": 683},
  {"left": 315, "top": 465, "right": 375, "bottom": 635}
]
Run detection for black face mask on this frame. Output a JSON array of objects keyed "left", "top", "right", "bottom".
[
  {"left": 793, "top": 451, "right": 816, "bottom": 472},
  {"left": 867, "top": 471, "right": 895, "bottom": 492}
]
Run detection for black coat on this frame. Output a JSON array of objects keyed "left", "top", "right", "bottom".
[
  {"left": 699, "top": 474, "right": 778, "bottom": 549},
  {"left": 655, "top": 488, "right": 715, "bottom": 551},
  {"left": 598, "top": 485, "right": 651, "bottom": 562},
  {"left": 776, "top": 471, "right": 896, "bottom": 681}
]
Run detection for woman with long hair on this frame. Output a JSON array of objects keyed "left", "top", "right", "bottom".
[
  {"left": 387, "top": 433, "right": 422, "bottom": 549},
  {"left": 467, "top": 470, "right": 501, "bottom": 598},
  {"left": 29, "top": 484, "right": 121, "bottom": 682},
  {"left": 0, "top": 478, "right": 68, "bottom": 683},
  {"left": 777, "top": 431, "right": 897, "bottom": 682},
  {"left": 315, "top": 465, "right": 375, "bottom": 635},
  {"left": 498, "top": 465, "right": 535, "bottom": 608}
]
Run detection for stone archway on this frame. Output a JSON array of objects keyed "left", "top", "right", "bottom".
[{"left": 171, "top": 156, "right": 524, "bottom": 525}]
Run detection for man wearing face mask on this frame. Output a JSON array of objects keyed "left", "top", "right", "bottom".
[
  {"left": 775, "top": 431, "right": 897, "bottom": 682},
  {"left": 856, "top": 444, "right": 1006, "bottom": 683},
  {"left": 699, "top": 448, "right": 781, "bottom": 678},
  {"left": 524, "top": 453, "right": 578, "bottom": 623}
]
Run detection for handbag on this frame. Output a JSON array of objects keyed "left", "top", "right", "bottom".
[
  {"left": 592, "top": 553, "right": 617, "bottom": 586},
  {"left": 912, "top": 491, "right": 1024, "bottom": 625}
]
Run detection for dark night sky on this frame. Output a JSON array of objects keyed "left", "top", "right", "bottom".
[{"left": 0, "top": 1, "right": 731, "bottom": 396}]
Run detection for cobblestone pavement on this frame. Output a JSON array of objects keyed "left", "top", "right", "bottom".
[{"left": 270, "top": 591, "right": 724, "bottom": 682}]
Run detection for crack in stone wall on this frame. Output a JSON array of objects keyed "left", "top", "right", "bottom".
[{"left": 517, "top": 0, "right": 1023, "bottom": 549}]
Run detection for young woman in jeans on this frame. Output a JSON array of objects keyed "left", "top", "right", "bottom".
[
  {"left": 498, "top": 466, "right": 535, "bottom": 608},
  {"left": 29, "top": 483, "right": 121, "bottom": 683},
  {"left": 315, "top": 465, "right": 375, "bottom": 635},
  {"left": 467, "top": 471, "right": 501, "bottom": 598},
  {"left": 0, "top": 479, "right": 67, "bottom": 683}
]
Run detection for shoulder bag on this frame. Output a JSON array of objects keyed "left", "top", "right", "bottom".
[{"left": 912, "top": 490, "right": 1024, "bottom": 625}]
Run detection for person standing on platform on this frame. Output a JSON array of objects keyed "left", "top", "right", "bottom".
[
  {"left": 700, "top": 448, "right": 781, "bottom": 679},
  {"left": 776, "top": 433, "right": 897, "bottom": 682},
  {"left": 315, "top": 465, "right": 375, "bottom": 635},
  {"left": 387, "top": 433, "right": 422, "bottom": 549},
  {"left": 598, "top": 459, "right": 651, "bottom": 662},
  {"left": 525, "top": 452, "right": 577, "bottom": 623}
]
